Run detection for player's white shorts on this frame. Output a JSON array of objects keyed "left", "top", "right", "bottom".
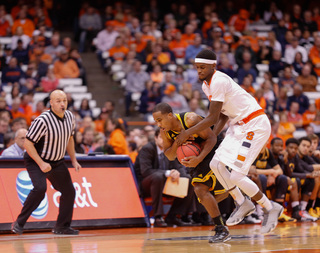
[{"left": 213, "top": 114, "right": 271, "bottom": 175}]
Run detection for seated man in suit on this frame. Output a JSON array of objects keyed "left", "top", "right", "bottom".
[{"left": 135, "top": 127, "right": 195, "bottom": 228}]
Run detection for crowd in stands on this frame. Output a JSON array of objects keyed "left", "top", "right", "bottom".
[{"left": 1, "top": 0, "right": 320, "bottom": 226}]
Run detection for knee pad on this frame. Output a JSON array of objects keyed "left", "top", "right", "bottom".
[{"left": 229, "top": 170, "right": 247, "bottom": 186}]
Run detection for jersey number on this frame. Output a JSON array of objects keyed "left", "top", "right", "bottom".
[{"left": 246, "top": 131, "right": 255, "bottom": 141}]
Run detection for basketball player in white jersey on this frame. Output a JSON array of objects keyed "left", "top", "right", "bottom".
[{"left": 176, "top": 49, "right": 283, "bottom": 234}]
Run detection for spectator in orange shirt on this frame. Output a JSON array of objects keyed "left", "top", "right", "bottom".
[
  {"left": 254, "top": 89, "right": 267, "bottom": 110},
  {"left": 19, "top": 94, "right": 33, "bottom": 126},
  {"left": 0, "top": 8, "right": 10, "bottom": 36},
  {"left": 228, "top": 9, "right": 250, "bottom": 33},
  {"left": 181, "top": 24, "right": 196, "bottom": 45},
  {"left": 12, "top": 9, "right": 35, "bottom": 38},
  {"left": 296, "top": 64, "right": 318, "bottom": 92},
  {"left": 201, "top": 13, "right": 225, "bottom": 40},
  {"left": 109, "top": 36, "right": 129, "bottom": 62},
  {"left": 240, "top": 75, "right": 255, "bottom": 96},
  {"left": 169, "top": 31, "right": 188, "bottom": 59},
  {"left": 30, "top": 101, "right": 46, "bottom": 122},
  {"left": 9, "top": 97, "right": 26, "bottom": 121},
  {"left": 53, "top": 49, "right": 80, "bottom": 79},
  {"left": 106, "top": 118, "right": 129, "bottom": 155},
  {"left": 141, "top": 24, "right": 156, "bottom": 43},
  {"left": 277, "top": 112, "right": 296, "bottom": 142},
  {"left": 94, "top": 108, "right": 110, "bottom": 134},
  {"left": 146, "top": 43, "right": 170, "bottom": 69},
  {"left": 308, "top": 34, "right": 320, "bottom": 77},
  {"left": 302, "top": 104, "right": 317, "bottom": 127},
  {"left": 130, "top": 32, "right": 147, "bottom": 54},
  {"left": 150, "top": 64, "right": 164, "bottom": 83}
]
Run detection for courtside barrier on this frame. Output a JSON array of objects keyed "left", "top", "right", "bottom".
[{"left": 0, "top": 155, "right": 150, "bottom": 232}]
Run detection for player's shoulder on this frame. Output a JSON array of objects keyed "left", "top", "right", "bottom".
[
  {"left": 213, "top": 71, "right": 232, "bottom": 83},
  {"left": 185, "top": 112, "right": 203, "bottom": 126}
]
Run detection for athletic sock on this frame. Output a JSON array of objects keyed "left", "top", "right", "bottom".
[
  {"left": 315, "top": 198, "right": 320, "bottom": 208},
  {"left": 306, "top": 199, "right": 314, "bottom": 210},
  {"left": 256, "top": 195, "right": 273, "bottom": 211},
  {"left": 212, "top": 215, "right": 224, "bottom": 226}
]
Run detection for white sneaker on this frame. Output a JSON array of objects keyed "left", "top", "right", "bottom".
[
  {"left": 244, "top": 214, "right": 261, "bottom": 224},
  {"left": 260, "top": 202, "right": 284, "bottom": 234},
  {"left": 300, "top": 210, "right": 318, "bottom": 222},
  {"left": 226, "top": 197, "right": 255, "bottom": 226}
]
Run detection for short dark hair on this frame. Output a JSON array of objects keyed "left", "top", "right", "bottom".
[
  {"left": 271, "top": 137, "right": 283, "bottom": 145},
  {"left": 152, "top": 102, "right": 173, "bottom": 114},
  {"left": 155, "top": 127, "right": 160, "bottom": 137},
  {"left": 286, "top": 138, "right": 299, "bottom": 146},
  {"left": 299, "top": 136, "right": 311, "bottom": 145},
  {"left": 195, "top": 49, "right": 217, "bottom": 60}
]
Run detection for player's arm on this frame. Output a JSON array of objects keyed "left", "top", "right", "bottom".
[
  {"left": 185, "top": 113, "right": 215, "bottom": 161},
  {"left": 161, "top": 129, "right": 177, "bottom": 161},
  {"left": 212, "top": 112, "right": 229, "bottom": 136},
  {"left": 176, "top": 101, "right": 223, "bottom": 145}
]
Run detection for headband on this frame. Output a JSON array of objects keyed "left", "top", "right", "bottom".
[{"left": 194, "top": 58, "right": 217, "bottom": 64}]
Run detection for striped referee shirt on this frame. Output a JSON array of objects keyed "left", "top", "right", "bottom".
[{"left": 26, "top": 109, "right": 75, "bottom": 161}]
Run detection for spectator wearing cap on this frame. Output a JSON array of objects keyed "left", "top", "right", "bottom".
[
  {"left": 53, "top": 49, "right": 80, "bottom": 79},
  {"left": 11, "top": 26, "right": 31, "bottom": 50},
  {"left": 79, "top": 6, "right": 102, "bottom": 53},
  {"left": 12, "top": 9, "right": 35, "bottom": 38},
  {"left": 44, "top": 34, "right": 66, "bottom": 62},
  {"left": 284, "top": 36, "right": 308, "bottom": 64},
  {"left": 161, "top": 84, "right": 189, "bottom": 114},
  {"left": 96, "top": 20, "right": 119, "bottom": 67}
]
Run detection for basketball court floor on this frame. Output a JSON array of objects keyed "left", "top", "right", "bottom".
[{"left": 1, "top": 222, "right": 320, "bottom": 252}]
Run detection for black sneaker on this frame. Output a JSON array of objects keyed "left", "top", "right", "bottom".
[
  {"left": 52, "top": 227, "right": 79, "bottom": 235},
  {"left": 209, "top": 225, "right": 231, "bottom": 243},
  {"left": 11, "top": 221, "right": 23, "bottom": 235}
]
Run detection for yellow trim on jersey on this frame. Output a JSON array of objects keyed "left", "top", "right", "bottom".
[{"left": 175, "top": 112, "right": 200, "bottom": 139}]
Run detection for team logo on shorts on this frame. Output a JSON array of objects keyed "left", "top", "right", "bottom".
[{"left": 16, "top": 171, "right": 49, "bottom": 219}]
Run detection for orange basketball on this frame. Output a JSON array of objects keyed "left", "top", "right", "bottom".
[{"left": 176, "top": 142, "right": 201, "bottom": 163}]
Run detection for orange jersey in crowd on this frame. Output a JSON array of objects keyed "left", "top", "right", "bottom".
[
  {"left": 302, "top": 110, "right": 316, "bottom": 126},
  {"left": 201, "top": 20, "right": 225, "bottom": 39},
  {"left": 108, "top": 128, "right": 129, "bottom": 155},
  {"left": 109, "top": 46, "right": 129, "bottom": 61},
  {"left": 181, "top": 33, "right": 196, "bottom": 45},
  {"left": 0, "top": 19, "right": 9, "bottom": 36},
  {"left": 309, "top": 45, "right": 320, "bottom": 77},
  {"left": 53, "top": 59, "right": 80, "bottom": 79},
  {"left": 169, "top": 40, "right": 188, "bottom": 58},
  {"left": 146, "top": 52, "right": 170, "bottom": 65},
  {"left": 12, "top": 19, "right": 35, "bottom": 37}
]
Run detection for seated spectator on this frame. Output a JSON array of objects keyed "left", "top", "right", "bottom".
[
  {"left": 236, "top": 61, "right": 257, "bottom": 85},
  {"left": 0, "top": 7, "right": 10, "bottom": 36},
  {"left": 53, "top": 49, "right": 80, "bottom": 79},
  {"left": 96, "top": 21, "right": 119, "bottom": 67},
  {"left": 261, "top": 80, "right": 276, "bottom": 112},
  {"left": 125, "top": 60, "right": 149, "bottom": 116},
  {"left": 256, "top": 40, "right": 273, "bottom": 64},
  {"left": 254, "top": 89, "right": 267, "bottom": 111},
  {"left": 277, "top": 112, "right": 296, "bottom": 141},
  {"left": 78, "top": 6, "right": 102, "bottom": 53},
  {"left": 12, "top": 9, "right": 35, "bottom": 38},
  {"left": 287, "top": 102, "right": 303, "bottom": 128},
  {"left": 11, "top": 26, "right": 30, "bottom": 50},
  {"left": 81, "top": 126, "right": 95, "bottom": 154},
  {"left": 235, "top": 39, "right": 257, "bottom": 68},
  {"left": 134, "top": 128, "right": 195, "bottom": 227},
  {"left": 1, "top": 57, "right": 24, "bottom": 86},
  {"left": 278, "top": 65, "right": 296, "bottom": 92},
  {"left": 287, "top": 84, "right": 309, "bottom": 114},
  {"left": 240, "top": 75, "right": 255, "bottom": 96},
  {"left": 74, "top": 130, "right": 85, "bottom": 154},
  {"left": 1, "top": 128, "right": 27, "bottom": 156},
  {"left": 78, "top": 98, "right": 93, "bottom": 119},
  {"left": 106, "top": 118, "right": 129, "bottom": 155},
  {"left": 108, "top": 36, "right": 129, "bottom": 62},
  {"left": 9, "top": 97, "right": 25, "bottom": 121},
  {"left": 0, "top": 118, "right": 9, "bottom": 151},
  {"left": 284, "top": 36, "right": 308, "bottom": 64},
  {"left": 172, "top": 65, "right": 187, "bottom": 89},
  {"left": 228, "top": 9, "right": 250, "bottom": 33},
  {"left": 44, "top": 34, "right": 66, "bottom": 62},
  {"left": 139, "top": 80, "right": 161, "bottom": 116},
  {"left": 217, "top": 53, "right": 235, "bottom": 78},
  {"left": 189, "top": 98, "right": 206, "bottom": 117},
  {"left": 264, "top": 2, "right": 283, "bottom": 25},
  {"left": 296, "top": 64, "right": 318, "bottom": 92},
  {"left": 12, "top": 39, "right": 29, "bottom": 65},
  {"left": 30, "top": 101, "right": 46, "bottom": 122},
  {"left": 269, "top": 50, "right": 285, "bottom": 77},
  {"left": 303, "top": 104, "right": 317, "bottom": 127},
  {"left": 309, "top": 34, "right": 320, "bottom": 77},
  {"left": 19, "top": 93, "right": 33, "bottom": 125},
  {"left": 184, "top": 35, "right": 203, "bottom": 64},
  {"left": 146, "top": 43, "right": 170, "bottom": 70},
  {"left": 292, "top": 52, "right": 304, "bottom": 75},
  {"left": 169, "top": 31, "right": 188, "bottom": 59},
  {"left": 150, "top": 64, "right": 164, "bottom": 83},
  {"left": 310, "top": 112, "right": 320, "bottom": 136},
  {"left": 69, "top": 48, "right": 87, "bottom": 86},
  {"left": 161, "top": 84, "right": 189, "bottom": 113},
  {"left": 39, "top": 67, "right": 59, "bottom": 92}
]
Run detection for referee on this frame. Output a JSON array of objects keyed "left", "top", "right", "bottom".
[{"left": 11, "top": 90, "right": 81, "bottom": 235}]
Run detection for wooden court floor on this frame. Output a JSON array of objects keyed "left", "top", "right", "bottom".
[{"left": 1, "top": 222, "right": 320, "bottom": 253}]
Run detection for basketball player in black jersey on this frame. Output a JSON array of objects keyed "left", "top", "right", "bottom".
[{"left": 152, "top": 102, "right": 231, "bottom": 243}]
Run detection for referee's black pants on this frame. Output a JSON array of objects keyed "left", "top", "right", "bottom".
[{"left": 17, "top": 154, "right": 76, "bottom": 229}]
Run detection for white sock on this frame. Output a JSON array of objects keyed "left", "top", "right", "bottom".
[
  {"left": 291, "top": 201, "right": 299, "bottom": 208},
  {"left": 300, "top": 201, "right": 308, "bottom": 211},
  {"left": 256, "top": 195, "right": 273, "bottom": 211}
]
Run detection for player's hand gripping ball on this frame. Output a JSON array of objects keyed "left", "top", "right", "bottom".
[{"left": 176, "top": 142, "right": 201, "bottom": 163}]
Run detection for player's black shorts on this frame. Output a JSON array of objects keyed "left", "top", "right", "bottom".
[{"left": 190, "top": 138, "right": 226, "bottom": 196}]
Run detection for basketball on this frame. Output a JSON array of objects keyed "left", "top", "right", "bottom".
[{"left": 176, "top": 142, "right": 201, "bottom": 163}]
